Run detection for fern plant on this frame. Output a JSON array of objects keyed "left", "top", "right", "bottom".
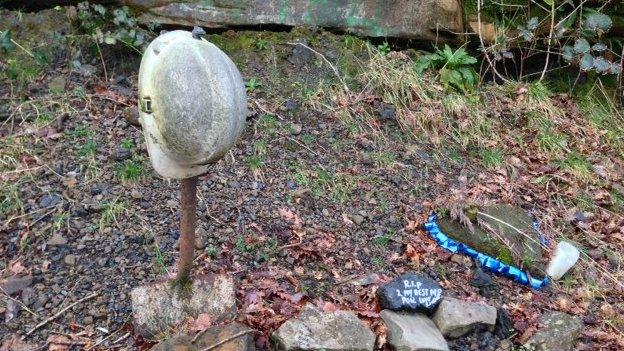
[{"left": 415, "top": 45, "right": 479, "bottom": 92}]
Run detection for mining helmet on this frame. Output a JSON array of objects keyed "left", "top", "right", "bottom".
[{"left": 138, "top": 29, "right": 247, "bottom": 179}]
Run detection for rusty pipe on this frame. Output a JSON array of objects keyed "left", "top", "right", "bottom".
[{"left": 175, "top": 176, "right": 198, "bottom": 285}]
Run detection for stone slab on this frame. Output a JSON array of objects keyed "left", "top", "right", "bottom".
[
  {"left": 432, "top": 297, "right": 497, "bottom": 338},
  {"left": 131, "top": 274, "right": 236, "bottom": 339},
  {"left": 272, "top": 303, "right": 375, "bottom": 351},
  {"left": 381, "top": 310, "right": 449, "bottom": 351}
]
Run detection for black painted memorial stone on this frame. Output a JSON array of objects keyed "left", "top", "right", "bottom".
[{"left": 378, "top": 273, "right": 443, "bottom": 313}]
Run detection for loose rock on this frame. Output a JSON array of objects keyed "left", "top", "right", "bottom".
[
  {"left": 377, "top": 273, "right": 443, "bottom": 314},
  {"left": 432, "top": 297, "right": 497, "bottom": 338},
  {"left": 64, "top": 254, "right": 76, "bottom": 265},
  {"left": 272, "top": 303, "right": 375, "bottom": 351},
  {"left": 131, "top": 274, "right": 237, "bottom": 338},
  {"left": 46, "top": 233, "right": 68, "bottom": 246},
  {"left": 289, "top": 123, "right": 302, "bottom": 135},
  {"left": 437, "top": 205, "right": 547, "bottom": 277},
  {"left": 123, "top": 107, "right": 141, "bottom": 126},
  {"left": 39, "top": 194, "right": 62, "bottom": 208},
  {"left": 381, "top": 310, "right": 449, "bottom": 351},
  {"left": 151, "top": 322, "right": 256, "bottom": 351},
  {"left": 351, "top": 214, "right": 365, "bottom": 226},
  {"left": 524, "top": 311, "right": 582, "bottom": 351},
  {"left": 113, "top": 146, "right": 132, "bottom": 161},
  {"left": 0, "top": 276, "right": 33, "bottom": 296}
]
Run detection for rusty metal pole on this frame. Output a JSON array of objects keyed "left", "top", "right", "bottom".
[{"left": 175, "top": 176, "right": 198, "bottom": 286}]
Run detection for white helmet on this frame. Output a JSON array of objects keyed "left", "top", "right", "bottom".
[{"left": 138, "top": 29, "right": 247, "bottom": 179}]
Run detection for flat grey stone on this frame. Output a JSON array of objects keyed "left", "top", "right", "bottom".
[
  {"left": 524, "top": 311, "right": 582, "bottom": 351},
  {"left": 432, "top": 297, "right": 497, "bottom": 338},
  {"left": 64, "top": 254, "right": 76, "bottom": 265},
  {"left": 438, "top": 205, "right": 546, "bottom": 277},
  {"left": 381, "top": 310, "right": 449, "bottom": 351},
  {"left": 272, "top": 303, "right": 375, "bottom": 351},
  {"left": 151, "top": 322, "right": 256, "bottom": 351},
  {"left": 46, "top": 233, "right": 68, "bottom": 246},
  {"left": 0, "top": 276, "right": 32, "bottom": 296},
  {"left": 131, "top": 274, "right": 236, "bottom": 339}
]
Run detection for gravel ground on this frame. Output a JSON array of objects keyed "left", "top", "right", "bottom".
[{"left": 2, "top": 22, "right": 623, "bottom": 350}]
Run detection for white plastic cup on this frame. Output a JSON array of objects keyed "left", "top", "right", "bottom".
[{"left": 546, "top": 241, "right": 580, "bottom": 280}]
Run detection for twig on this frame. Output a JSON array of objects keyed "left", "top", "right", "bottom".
[
  {"left": 539, "top": 0, "right": 556, "bottom": 81},
  {"left": 86, "top": 326, "right": 126, "bottom": 350},
  {"left": 197, "top": 330, "right": 258, "bottom": 351},
  {"left": 476, "top": 211, "right": 548, "bottom": 251},
  {"left": 287, "top": 42, "right": 350, "bottom": 93},
  {"left": 276, "top": 131, "right": 321, "bottom": 157},
  {"left": 0, "top": 287, "right": 37, "bottom": 317},
  {"left": 26, "top": 292, "right": 98, "bottom": 336},
  {"left": 476, "top": 0, "right": 508, "bottom": 83},
  {"left": 0, "top": 30, "right": 34, "bottom": 58},
  {"left": 276, "top": 242, "right": 302, "bottom": 252},
  {"left": 111, "top": 332, "right": 130, "bottom": 344},
  {"left": 93, "top": 39, "right": 109, "bottom": 82},
  {"left": 253, "top": 100, "right": 285, "bottom": 121}
]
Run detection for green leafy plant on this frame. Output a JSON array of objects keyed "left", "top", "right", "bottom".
[
  {"left": 74, "top": 2, "right": 152, "bottom": 52},
  {"left": 245, "top": 77, "right": 262, "bottom": 92},
  {"left": 415, "top": 45, "right": 478, "bottom": 92},
  {"left": 256, "top": 39, "right": 269, "bottom": 51},
  {"left": 377, "top": 41, "right": 390, "bottom": 55},
  {"left": 0, "top": 30, "right": 16, "bottom": 53}
]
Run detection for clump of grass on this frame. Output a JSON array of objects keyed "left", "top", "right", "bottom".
[
  {"left": 575, "top": 193, "right": 597, "bottom": 213},
  {"left": 0, "top": 184, "right": 23, "bottom": 218},
  {"left": 69, "top": 124, "right": 99, "bottom": 158},
  {"left": 115, "top": 158, "right": 144, "bottom": 182},
  {"left": 252, "top": 139, "right": 268, "bottom": 156},
  {"left": 256, "top": 114, "right": 279, "bottom": 134},
  {"left": 52, "top": 212, "right": 68, "bottom": 231},
  {"left": 301, "top": 133, "right": 317, "bottom": 145},
  {"left": 536, "top": 120, "right": 567, "bottom": 155},
  {"left": 374, "top": 230, "right": 394, "bottom": 247},
  {"left": 244, "top": 155, "right": 264, "bottom": 172},
  {"left": 0, "top": 137, "right": 25, "bottom": 172},
  {"left": 577, "top": 86, "right": 624, "bottom": 155},
  {"left": 556, "top": 152, "right": 592, "bottom": 181},
  {"left": 99, "top": 199, "right": 126, "bottom": 232},
  {"left": 371, "top": 151, "right": 396, "bottom": 168},
  {"left": 120, "top": 138, "right": 134, "bottom": 150},
  {"left": 479, "top": 148, "right": 504, "bottom": 169},
  {"left": 371, "top": 256, "right": 386, "bottom": 269},
  {"left": 152, "top": 244, "right": 169, "bottom": 275}
]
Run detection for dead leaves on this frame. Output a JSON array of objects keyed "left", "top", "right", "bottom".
[
  {"left": 0, "top": 336, "right": 35, "bottom": 351},
  {"left": 278, "top": 208, "right": 302, "bottom": 229},
  {"left": 186, "top": 313, "right": 214, "bottom": 333}
]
